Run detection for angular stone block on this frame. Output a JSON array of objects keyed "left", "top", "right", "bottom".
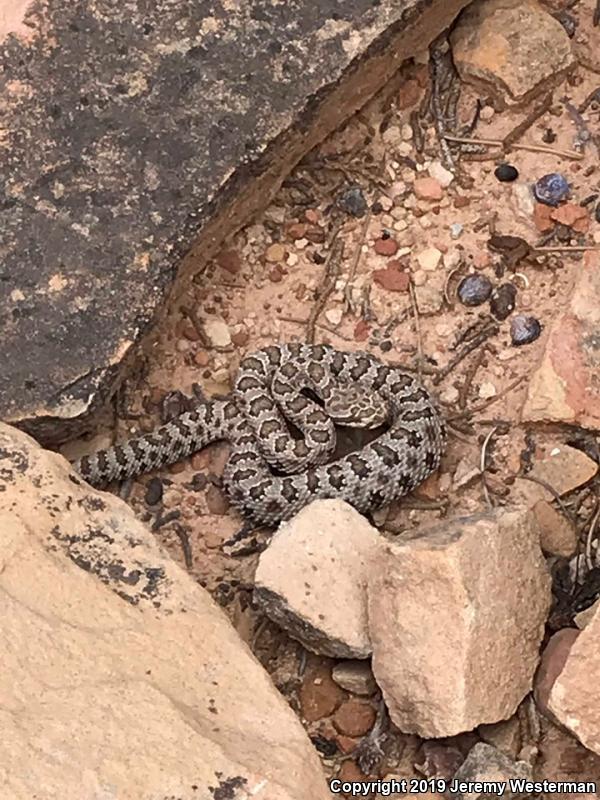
[{"left": 0, "top": 0, "right": 471, "bottom": 443}]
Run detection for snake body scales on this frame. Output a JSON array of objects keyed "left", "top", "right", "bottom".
[{"left": 73, "top": 343, "right": 446, "bottom": 525}]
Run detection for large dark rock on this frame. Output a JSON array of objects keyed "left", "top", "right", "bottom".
[{"left": 0, "top": 0, "right": 471, "bottom": 444}]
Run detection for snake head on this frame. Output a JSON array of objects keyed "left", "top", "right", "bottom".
[{"left": 323, "top": 385, "right": 389, "bottom": 429}]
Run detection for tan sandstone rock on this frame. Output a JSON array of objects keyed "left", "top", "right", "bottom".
[
  {"left": 0, "top": 423, "right": 330, "bottom": 800},
  {"left": 510, "top": 443, "right": 597, "bottom": 557},
  {"left": 451, "top": 0, "right": 574, "bottom": 109},
  {"left": 368, "top": 508, "right": 551, "bottom": 737},
  {"left": 254, "top": 499, "right": 380, "bottom": 658},
  {"left": 544, "top": 602, "right": 600, "bottom": 755},
  {"left": 521, "top": 252, "right": 600, "bottom": 428}
]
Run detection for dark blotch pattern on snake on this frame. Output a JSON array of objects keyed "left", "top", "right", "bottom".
[{"left": 73, "top": 343, "right": 446, "bottom": 525}]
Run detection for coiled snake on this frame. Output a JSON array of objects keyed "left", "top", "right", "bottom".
[{"left": 73, "top": 343, "right": 446, "bottom": 525}]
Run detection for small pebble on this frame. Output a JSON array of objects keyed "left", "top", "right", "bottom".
[
  {"left": 595, "top": 202, "right": 600, "bottom": 224},
  {"left": 144, "top": 478, "right": 163, "bottom": 506},
  {"left": 411, "top": 269, "right": 427, "bottom": 286},
  {"left": 194, "top": 350, "right": 211, "bottom": 367},
  {"left": 205, "top": 484, "right": 230, "bottom": 515},
  {"left": 382, "top": 124, "right": 402, "bottom": 145},
  {"left": 416, "top": 246, "right": 442, "bottom": 271},
  {"left": 510, "top": 315, "right": 542, "bottom": 346},
  {"left": 377, "top": 194, "right": 393, "bottom": 212},
  {"left": 555, "top": 10, "right": 577, "bottom": 37},
  {"left": 479, "top": 105, "right": 495, "bottom": 122},
  {"left": 216, "top": 249, "right": 241, "bottom": 274},
  {"left": 454, "top": 195, "right": 470, "bottom": 209},
  {"left": 373, "top": 267, "right": 410, "bottom": 293},
  {"left": 231, "top": 330, "right": 249, "bottom": 347},
  {"left": 336, "top": 185, "right": 368, "bottom": 217},
  {"left": 304, "top": 209, "right": 320, "bottom": 224},
  {"left": 428, "top": 161, "right": 454, "bottom": 188},
  {"left": 494, "top": 163, "right": 519, "bottom": 183},
  {"left": 332, "top": 661, "right": 377, "bottom": 696},
  {"left": 534, "top": 173, "right": 569, "bottom": 207},
  {"left": 325, "top": 307, "right": 343, "bottom": 325},
  {"left": 374, "top": 236, "right": 399, "bottom": 256},
  {"left": 413, "top": 285, "right": 443, "bottom": 315},
  {"left": 287, "top": 222, "right": 307, "bottom": 240},
  {"left": 354, "top": 320, "right": 370, "bottom": 341},
  {"left": 305, "top": 225, "right": 326, "bottom": 244},
  {"left": 457, "top": 274, "right": 493, "bottom": 306},
  {"left": 490, "top": 283, "right": 517, "bottom": 320},
  {"left": 479, "top": 382, "right": 497, "bottom": 400},
  {"left": 450, "top": 222, "right": 463, "bottom": 239},
  {"left": 413, "top": 177, "right": 443, "bottom": 202},
  {"left": 265, "top": 243, "right": 286, "bottom": 263},
  {"left": 203, "top": 317, "right": 231, "bottom": 348}
]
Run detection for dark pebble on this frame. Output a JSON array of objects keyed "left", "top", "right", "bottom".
[
  {"left": 554, "top": 10, "right": 577, "bottom": 37},
  {"left": 534, "top": 173, "right": 569, "bottom": 207},
  {"left": 336, "top": 184, "right": 368, "bottom": 218},
  {"left": 510, "top": 315, "right": 542, "bottom": 346},
  {"left": 595, "top": 202, "right": 600, "bottom": 224},
  {"left": 542, "top": 128, "right": 557, "bottom": 144},
  {"left": 310, "top": 735, "right": 338, "bottom": 758},
  {"left": 379, "top": 339, "right": 393, "bottom": 352},
  {"left": 189, "top": 472, "right": 208, "bottom": 492},
  {"left": 490, "top": 283, "right": 517, "bottom": 320},
  {"left": 494, "top": 163, "right": 519, "bottom": 183},
  {"left": 161, "top": 389, "right": 193, "bottom": 422},
  {"left": 457, "top": 274, "right": 493, "bottom": 306},
  {"left": 144, "top": 477, "right": 164, "bottom": 506}
]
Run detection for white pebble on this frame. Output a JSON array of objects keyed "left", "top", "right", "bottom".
[
  {"left": 411, "top": 269, "right": 427, "bottom": 286},
  {"left": 428, "top": 160, "right": 455, "bottom": 188},
  {"left": 325, "top": 308, "right": 343, "bottom": 326},
  {"left": 479, "top": 381, "right": 497, "bottom": 399},
  {"left": 382, "top": 125, "right": 402, "bottom": 145},
  {"left": 203, "top": 317, "right": 231, "bottom": 348},
  {"left": 416, "top": 246, "right": 442, "bottom": 271},
  {"left": 441, "top": 385, "right": 460, "bottom": 404}
]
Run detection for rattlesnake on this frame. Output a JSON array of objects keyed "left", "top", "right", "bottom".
[{"left": 73, "top": 343, "right": 446, "bottom": 525}]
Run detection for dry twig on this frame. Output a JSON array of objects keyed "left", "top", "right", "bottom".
[
  {"left": 408, "top": 280, "right": 424, "bottom": 379},
  {"left": 443, "top": 134, "right": 584, "bottom": 161},
  {"left": 448, "top": 373, "right": 527, "bottom": 421},
  {"left": 306, "top": 230, "right": 344, "bottom": 343},
  {"left": 534, "top": 245, "right": 600, "bottom": 253},
  {"left": 480, "top": 426, "right": 498, "bottom": 509},
  {"left": 433, "top": 321, "right": 498, "bottom": 385}
]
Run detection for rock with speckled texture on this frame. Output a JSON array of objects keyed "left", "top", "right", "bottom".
[
  {"left": 0, "top": 422, "right": 331, "bottom": 800},
  {"left": 0, "top": 0, "right": 472, "bottom": 444}
]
